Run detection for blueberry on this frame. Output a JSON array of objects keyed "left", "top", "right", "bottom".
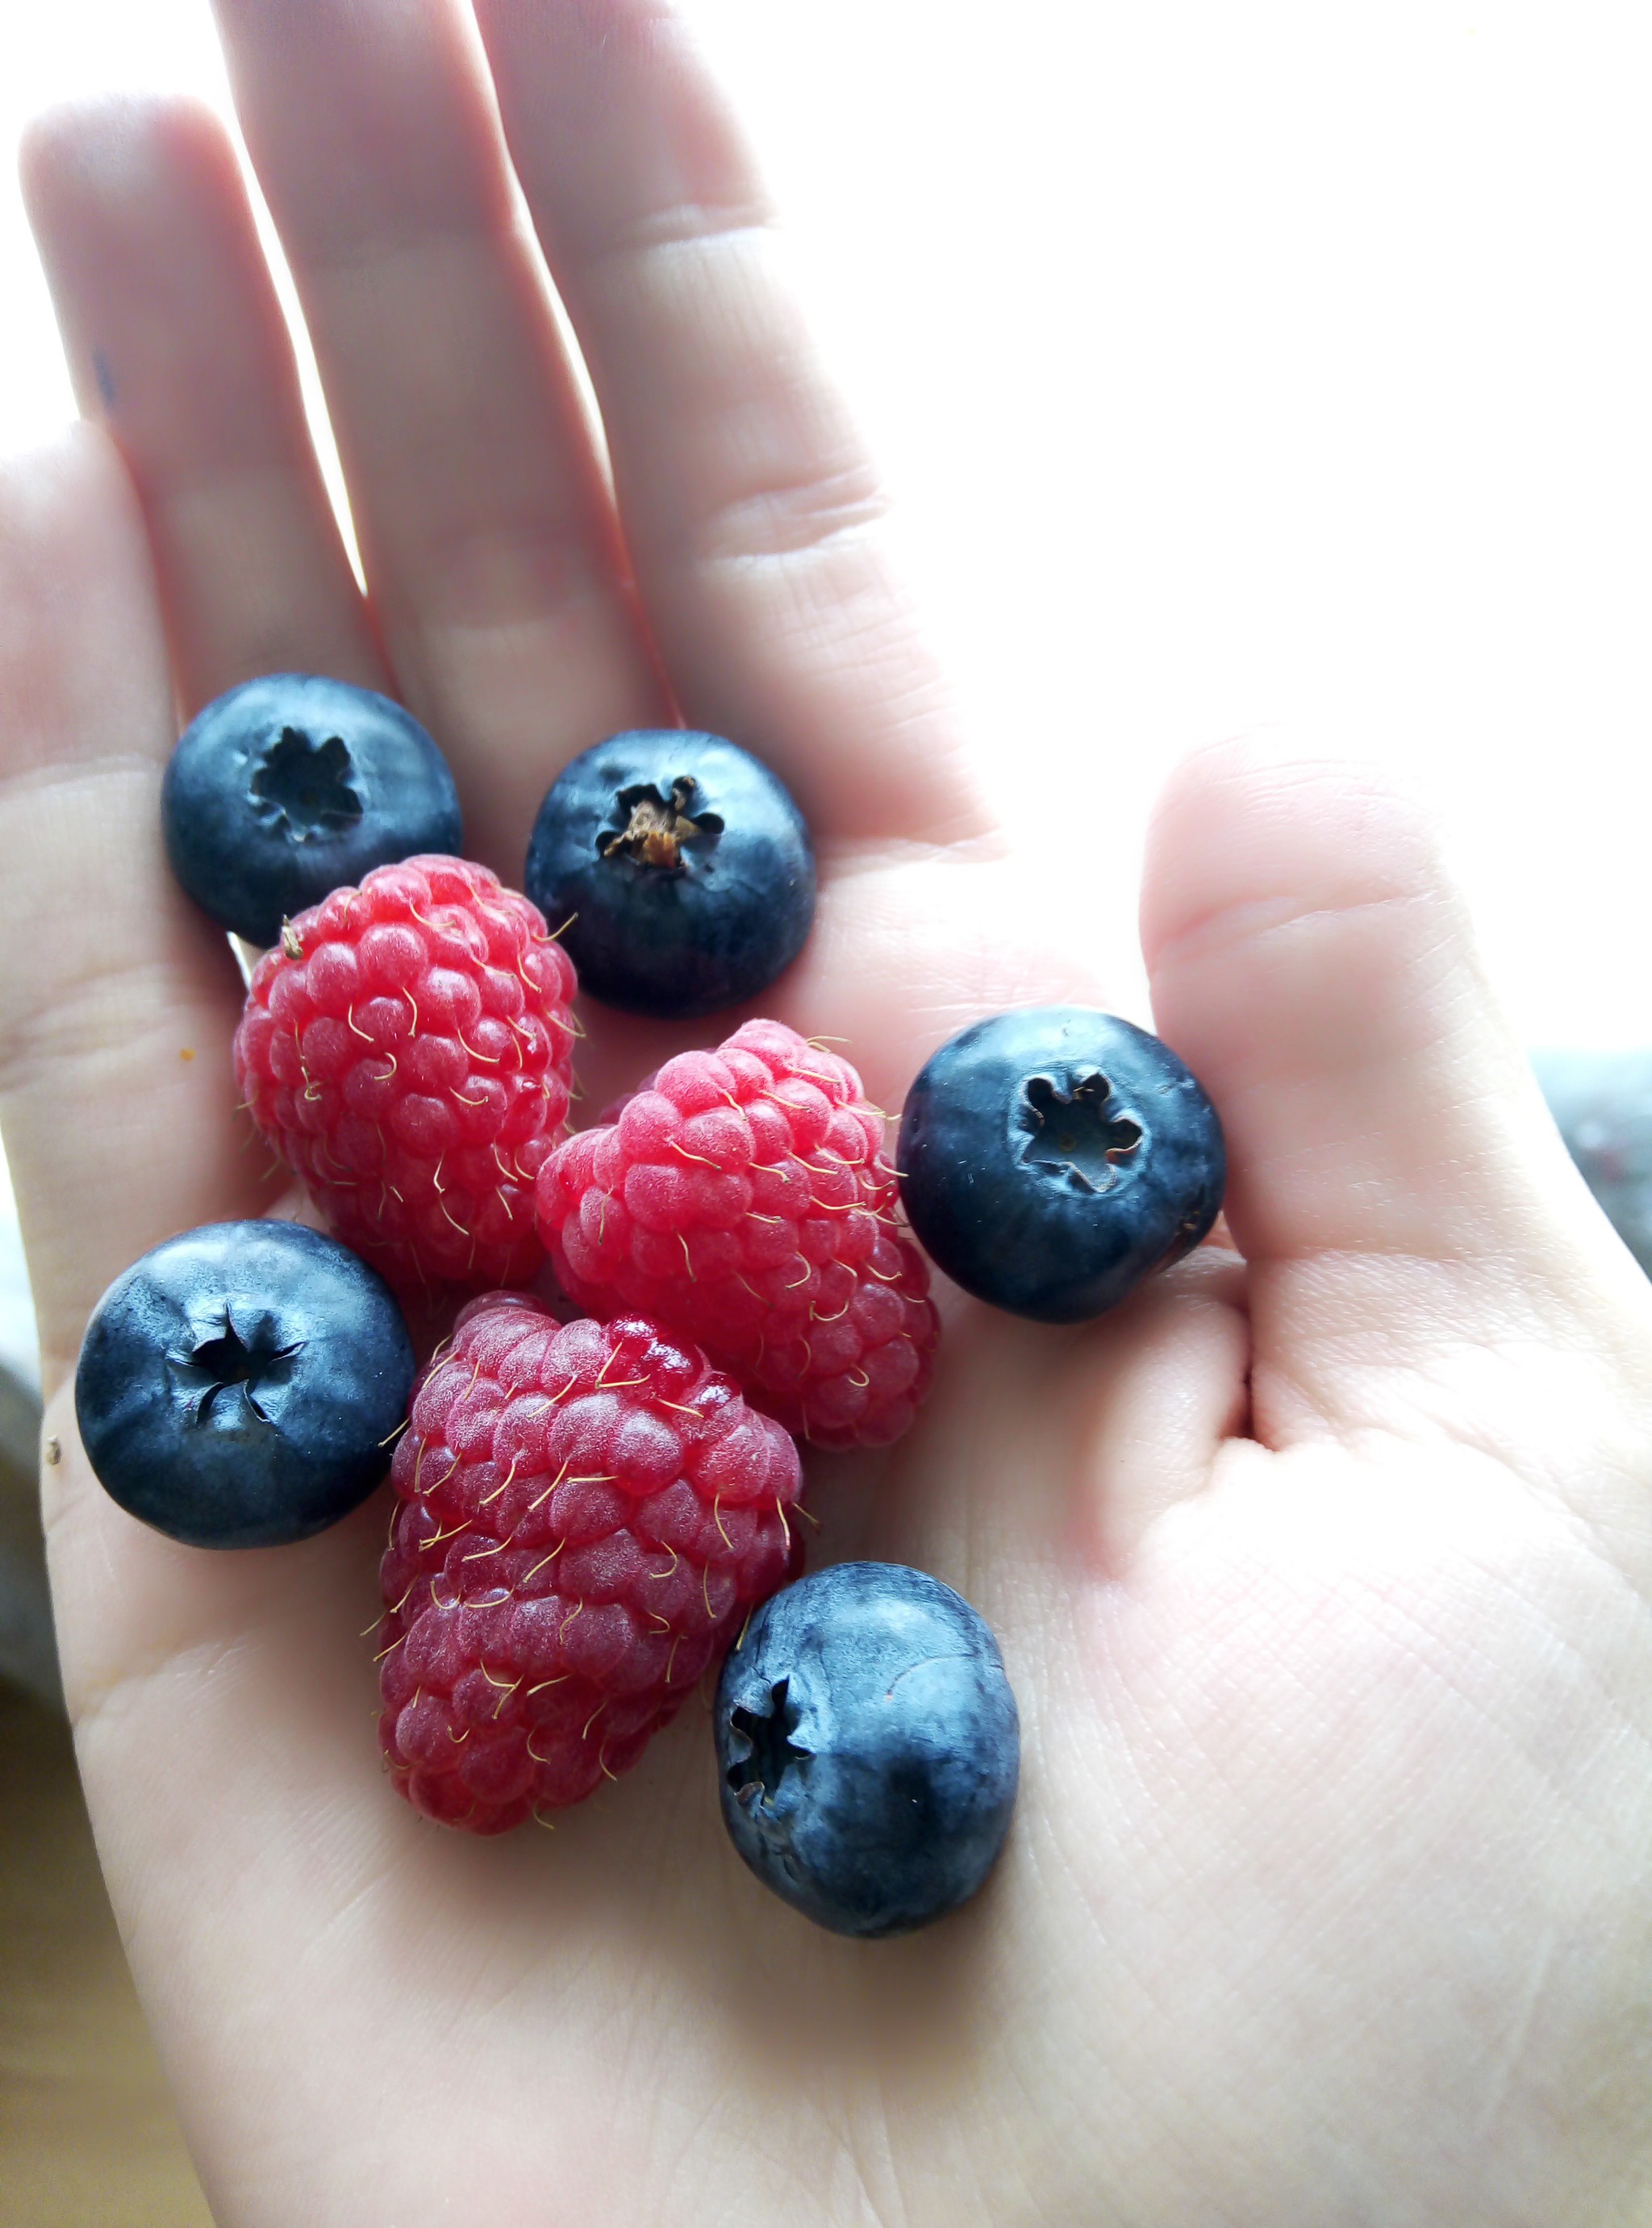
[
  {"left": 898, "top": 1006, "right": 1225, "bottom": 1323},
  {"left": 524, "top": 729, "right": 816, "bottom": 1018},
  {"left": 715, "top": 1562, "right": 1020, "bottom": 1938},
  {"left": 74, "top": 1220, "right": 415, "bottom": 1549},
  {"left": 162, "top": 673, "right": 463, "bottom": 947}
]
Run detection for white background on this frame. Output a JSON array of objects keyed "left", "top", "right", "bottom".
[{"left": 1, "top": 2, "right": 1650, "bottom": 1376}]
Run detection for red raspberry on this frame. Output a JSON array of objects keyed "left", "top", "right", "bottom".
[
  {"left": 536, "top": 1020, "right": 940, "bottom": 1448},
  {"left": 376, "top": 1297, "right": 803, "bottom": 1832},
  {"left": 233, "top": 857, "right": 578, "bottom": 1295}
]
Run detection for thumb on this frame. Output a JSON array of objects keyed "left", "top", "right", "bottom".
[{"left": 1139, "top": 732, "right": 1652, "bottom": 1446}]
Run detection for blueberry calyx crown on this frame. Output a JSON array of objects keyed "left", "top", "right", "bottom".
[
  {"left": 524, "top": 728, "right": 816, "bottom": 1017},
  {"left": 250, "top": 726, "right": 365, "bottom": 841},
  {"left": 1018, "top": 1070, "right": 1143, "bottom": 1192},
  {"left": 162, "top": 674, "right": 463, "bottom": 947},
  {"left": 724, "top": 1676, "right": 811, "bottom": 1808},
  {"left": 896, "top": 1008, "right": 1226, "bottom": 1324},
  {"left": 714, "top": 1562, "right": 1020, "bottom": 1936},
  {"left": 599, "top": 776, "right": 724, "bottom": 873},
  {"left": 170, "top": 1314, "right": 303, "bottom": 1427}
]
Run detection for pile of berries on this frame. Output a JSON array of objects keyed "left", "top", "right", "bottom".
[{"left": 73, "top": 672, "right": 1224, "bottom": 1934}]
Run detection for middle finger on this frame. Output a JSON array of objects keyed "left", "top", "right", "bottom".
[{"left": 210, "top": 0, "right": 665, "bottom": 869}]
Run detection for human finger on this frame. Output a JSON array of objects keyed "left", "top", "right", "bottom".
[
  {"left": 472, "top": 0, "right": 992, "bottom": 848},
  {"left": 1139, "top": 732, "right": 1652, "bottom": 1447},
  {"left": 0, "top": 426, "right": 273, "bottom": 1388},
  {"left": 208, "top": 0, "right": 666, "bottom": 872},
  {"left": 21, "top": 95, "right": 382, "bottom": 716}
]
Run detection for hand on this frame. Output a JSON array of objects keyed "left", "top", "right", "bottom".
[{"left": 6, "top": 6, "right": 1652, "bottom": 2222}]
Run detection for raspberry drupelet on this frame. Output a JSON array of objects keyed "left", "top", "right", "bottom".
[
  {"left": 233, "top": 857, "right": 578, "bottom": 1295},
  {"left": 536, "top": 1020, "right": 940, "bottom": 1448},
  {"left": 377, "top": 1297, "right": 803, "bottom": 1831}
]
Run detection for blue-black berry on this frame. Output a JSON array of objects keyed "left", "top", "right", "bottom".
[
  {"left": 524, "top": 729, "right": 815, "bottom": 1018},
  {"left": 162, "top": 673, "right": 463, "bottom": 947},
  {"left": 715, "top": 1562, "right": 1020, "bottom": 1938},
  {"left": 1533, "top": 1048, "right": 1652, "bottom": 1279},
  {"left": 74, "top": 1220, "right": 415, "bottom": 1549},
  {"left": 897, "top": 1006, "right": 1225, "bottom": 1323}
]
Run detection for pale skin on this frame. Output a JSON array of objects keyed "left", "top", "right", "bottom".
[{"left": 4, "top": 3, "right": 1652, "bottom": 2221}]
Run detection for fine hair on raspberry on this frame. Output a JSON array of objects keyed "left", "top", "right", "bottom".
[
  {"left": 536, "top": 1019, "right": 939, "bottom": 1448},
  {"left": 234, "top": 855, "right": 578, "bottom": 1295},
  {"left": 377, "top": 1298, "right": 804, "bottom": 1832}
]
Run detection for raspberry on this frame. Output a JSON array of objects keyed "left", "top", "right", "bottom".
[
  {"left": 536, "top": 1020, "right": 940, "bottom": 1448},
  {"left": 376, "top": 1297, "right": 803, "bottom": 1832},
  {"left": 233, "top": 857, "right": 578, "bottom": 1295}
]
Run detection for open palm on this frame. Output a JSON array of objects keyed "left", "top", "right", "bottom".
[{"left": 6, "top": 6, "right": 1652, "bottom": 2222}]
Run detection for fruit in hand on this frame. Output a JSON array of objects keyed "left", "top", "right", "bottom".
[
  {"left": 74, "top": 1220, "right": 415, "bottom": 1549},
  {"left": 535, "top": 1020, "right": 939, "bottom": 1447},
  {"left": 376, "top": 1298, "right": 803, "bottom": 1831},
  {"left": 234, "top": 855, "right": 578, "bottom": 1296},
  {"left": 715, "top": 1561, "right": 1020, "bottom": 1937},
  {"left": 162, "top": 673, "right": 463, "bottom": 949},
  {"left": 897, "top": 1006, "right": 1225, "bottom": 1321},
  {"left": 524, "top": 729, "right": 815, "bottom": 1018}
]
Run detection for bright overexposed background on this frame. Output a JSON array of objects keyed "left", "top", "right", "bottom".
[{"left": 2, "top": 1, "right": 1651, "bottom": 1379}]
